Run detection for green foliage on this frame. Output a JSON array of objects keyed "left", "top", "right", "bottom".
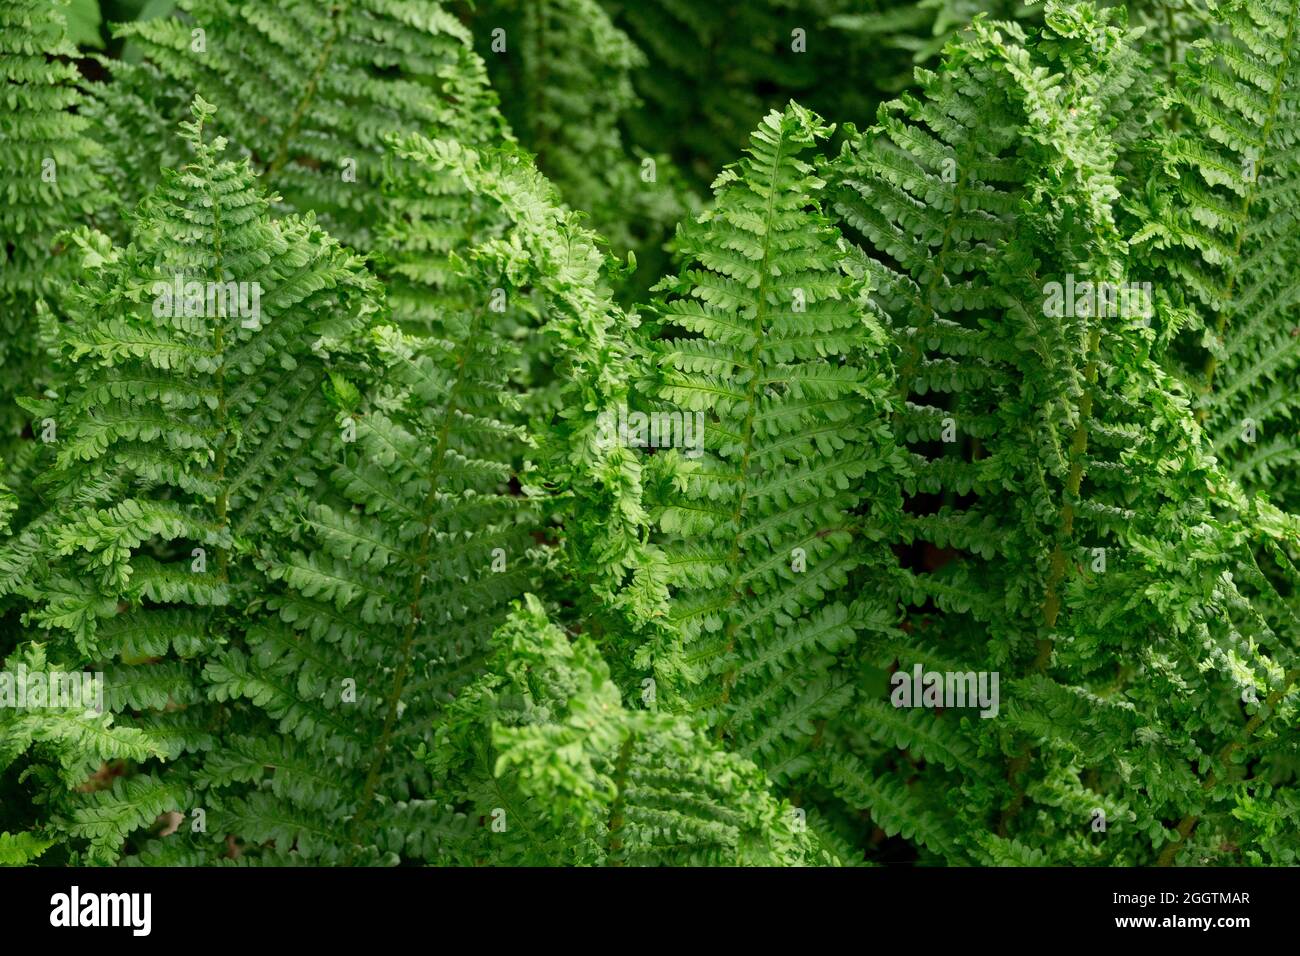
[
  {"left": 830, "top": 3, "right": 1297, "bottom": 865},
  {"left": 0, "top": 98, "right": 379, "bottom": 863},
  {"left": 0, "top": 0, "right": 1296, "bottom": 869},
  {"left": 0, "top": 0, "right": 105, "bottom": 461},
  {"left": 180, "top": 135, "right": 558, "bottom": 865},
  {"left": 432, "top": 594, "right": 829, "bottom": 865},
  {"left": 96, "top": 0, "right": 509, "bottom": 249},
  {"left": 0, "top": 829, "right": 57, "bottom": 865},
  {"left": 603, "top": 3, "right": 1299, "bottom": 866},
  {"left": 630, "top": 103, "right": 905, "bottom": 787},
  {"left": 465, "top": 0, "right": 691, "bottom": 278},
  {"left": 1128, "top": 0, "right": 1300, "bottom": 509}
]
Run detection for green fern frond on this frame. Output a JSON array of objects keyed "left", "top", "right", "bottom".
[
  {"left": 632, "top": 102, "right": 905, "bottom": 781},
  {"left": 433, "top": 594, "right": 830, "bottom": 865},
  {"left": 1129, "top": 0, "right": 1300, "bottom": 505},
  {"left": 99, "top": 0, "right": 509, "bottom": 250},
  {"left": 0, "top": 98, "right": 379, "bottom": 863},
  {"left": 0, "top": 0, "right": 106, "bottom": 458},
  {"left": 468, "top": 0, "right": 690, "bottom": 273}
]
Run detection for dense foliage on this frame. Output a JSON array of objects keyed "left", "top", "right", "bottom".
[{"left": 0, "top": 0, "right": 1296, "bottom": 867}]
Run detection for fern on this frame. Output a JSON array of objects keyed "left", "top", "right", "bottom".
[
  {"left": 822, "top": 3, "right": 1299, "bottom": 864},
  {"left": 0, "top": 829, "right": 57, "bottom": 866},
  {"left": 93, "top": 0, "right": 582, "bottom": 424},
  {"left": 387, "top": 133, "right": 670, "bottom": 640},
  {"left": 96, "top": 0, "right": 508, "bottom": 249},
  {"left": 630, "top": 102, "right": 905, "bottom": 789},
  {"left": 1129, "top": 0, "right": 1300, "bottom": 509},
  {"left": 0, "top": 0, "right": 105, "bottom": 462},
  {"left": 432, "top": 594, "right": 830, "bottom": 865},
  {"left": 592, "top": 4, "right": 1299, "bottom": 865},
  {"left": 0, "top": 642, "right": 167, "bottom": 865},
  {"left": 1, "top": 0, "right": 1297, "bottom": 870},
  {"left": 186, "top": 149, "right": 549, "bottom": 865},
  {"left": 129, "top": 123, "right": 656, "bottom": 864},
  {"left": 0, "top": 98, "right": 379, "bottom": 863}
]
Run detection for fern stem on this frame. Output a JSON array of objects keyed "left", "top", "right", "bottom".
[
  {"left": 714, "top": 121, "right": 787, "bottom": 733},
  {"left": 604, "top": 731, "right": 636, "bottom": 864},
  {"left": 1040, "top": 327, "right": 1099, "bottom": 631},
  {"left": 196, "top": 114, "right": 232, "bottom": 583}
]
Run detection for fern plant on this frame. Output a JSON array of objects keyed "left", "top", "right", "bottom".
[
  {"left": 93, "top": 0, "right": 586, "bottom": 419},
  {"left": 628, "top": 103, "right": 905, "bottom": 792},
  {"left": 598, "top": 4, "right": 1299, "bottom": 867},
  {"left": 0, "top": 98, "right": 380, "bottom": 863},
  {"left": 171, "top": 140, "right": 554, "bottom": 866},
  {"left": 0, "top": 0, "right": 105, "bottom": 466},
  {"left": 431, "top": 594, "right": 831, "bottom": 865},
  {"left": 1, "top": 0, "right": 1296, "bottom": 869},
  {"left": 11, "top": 109, "right": 665, "bottom": 865},
  {"left": 824, "top": 3, "right": 1300, "bottom": 865},
  {"left": 1128, "top": 0, "right": 1300, "bottom": 509}
]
